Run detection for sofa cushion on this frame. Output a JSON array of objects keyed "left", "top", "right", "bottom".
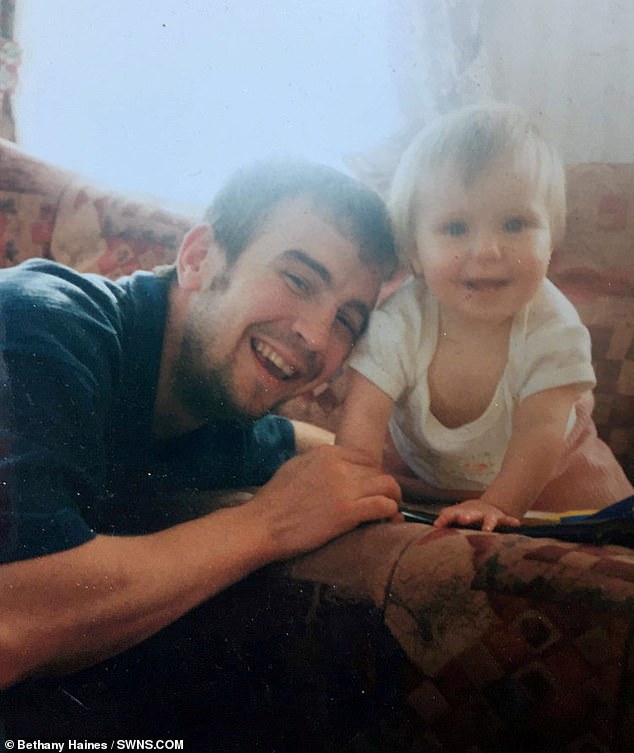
[
  {"left": 550, "top": 164, "right": 634, "bottom": 479},
  {"left": 551, "top": 163, "right": 634, "bottom": 307},
  {"left": 51, "top": 181, "right": 193, "bottom": 277},
  {"left": 0, "top": 190, "right": 55, "bottom": 266}
]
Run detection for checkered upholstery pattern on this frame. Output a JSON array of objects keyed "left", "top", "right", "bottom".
[
  {"left": 551, "top": 163, "right": 634, "bottom": 482},
  {"left": 292, "top": 521, "right": 634, "bottom": 752},
  {"left": 586, "top": 322, "right": 634, "bottom": 479}
]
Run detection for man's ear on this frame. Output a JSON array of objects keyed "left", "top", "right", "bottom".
[{"left": 176, "top": 224, "right": 224, "bottom": 290}]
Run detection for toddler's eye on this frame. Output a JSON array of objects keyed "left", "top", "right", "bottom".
[
  {"left": 503, "top": 217, "right": 526, "bottom": 233},
  {"left": 443, "top": 220, "right": 468, "bottom": 237}
]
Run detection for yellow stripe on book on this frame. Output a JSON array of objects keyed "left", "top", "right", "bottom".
[{"left": 522, "top": 509, "right": 598, "bottom": 524}]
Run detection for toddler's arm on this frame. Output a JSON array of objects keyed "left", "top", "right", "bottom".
[
  {"left": 336, "top": 369, "right": 394, "bottom": 466},
  {"left": 291, "top": 419, "right": 335, "bottom": 453},
  {"left": 434, "top": 384, "right": 584, "bottom": 531}
]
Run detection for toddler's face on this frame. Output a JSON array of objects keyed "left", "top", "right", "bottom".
[{"left": 412, "top": 160, "right": 553, "bottom": 326}]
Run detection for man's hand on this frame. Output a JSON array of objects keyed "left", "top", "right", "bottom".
[
  {"left": 433, "top": 499, "right": 521, "bottom": 532},
  {"left": 248, "top": 445, "right": 401, "bottom": 559}
]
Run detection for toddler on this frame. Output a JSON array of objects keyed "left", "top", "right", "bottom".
[{"left": 337, "top": 103, "right": 633, "bottom": 531}]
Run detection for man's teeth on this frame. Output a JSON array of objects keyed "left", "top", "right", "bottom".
[{"left": 254, "top": 341, "right": 296, "bottom": 377}]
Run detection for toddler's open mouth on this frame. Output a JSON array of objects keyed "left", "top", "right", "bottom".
[{"left": 463, "top": 278, "right": 510, "bottom": 291}]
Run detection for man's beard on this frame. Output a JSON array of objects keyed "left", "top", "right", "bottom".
[
  {"left": 172, "top": 332, "right": 253, "bottom": 423},
  {"left": 171, "top": 317, "right": 291, "bottom": 424},
  {"left": 172, "top": 268, "right": 256, "bottom": 422}
]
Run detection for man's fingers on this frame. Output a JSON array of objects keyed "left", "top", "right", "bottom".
[
  {"left": 315, "top": 446, "right": 401, "bottom": 501},
  {"left": 354, "top": 495, "right": 400, "bottom": 523},
  {"left": 359, "top": 472, "right": 401, "bottom": 503}
]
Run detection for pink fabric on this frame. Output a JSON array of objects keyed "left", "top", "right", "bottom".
[{"left": 533, "top": 391, "right": 633, "bottom": 511}]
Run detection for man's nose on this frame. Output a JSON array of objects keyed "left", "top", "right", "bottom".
[{"left": 292, "top": 306, "right": 332, "bottom": 352}]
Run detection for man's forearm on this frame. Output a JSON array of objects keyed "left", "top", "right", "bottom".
[
  {"left": 0, "top": 445, "right": 400, "bottom": 688},
  {"left": 0, "top": 503, "right": 275, "bottom": 688}
]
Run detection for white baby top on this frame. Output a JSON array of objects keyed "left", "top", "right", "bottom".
[{"left": 348, "top": 277, "right": 596, "bottom": 491}]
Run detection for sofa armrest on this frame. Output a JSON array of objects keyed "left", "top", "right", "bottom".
[
  {"left": 0, "top": 137, "right": 194, "bottom": 275},
  {"left": 50, "top": 179, "right": 193, "bottom": 276},
  {"left": 287, "top": 521, "right": 634, "bottom": 751},
  {"left": 0, "top": 138, "right": 76, "bottom": 197},
  {"left": 0, "top": 138, "right": 77, "bottom": 266}
]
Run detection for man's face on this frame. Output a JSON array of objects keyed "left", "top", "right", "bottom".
[{"left": 172, "top": 197, "right": 383, "bottom": 422}]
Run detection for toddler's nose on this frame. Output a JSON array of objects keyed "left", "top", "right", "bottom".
[{"left": 473, "top": 233, "right": 502, "bottom": 261}]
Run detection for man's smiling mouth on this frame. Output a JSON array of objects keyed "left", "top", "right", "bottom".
[{"left": 253, "top": 339, "right": 299, "bottom": 380}]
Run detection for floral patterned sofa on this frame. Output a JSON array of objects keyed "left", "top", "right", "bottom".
[{"left": 1, "top": 137, "right": 633, "bottom": 752}]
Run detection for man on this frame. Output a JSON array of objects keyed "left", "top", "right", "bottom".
[{"left": 0, "top": 160, "right": 400, "bottom": 743}]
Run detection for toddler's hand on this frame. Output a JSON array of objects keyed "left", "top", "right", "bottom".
[{"left": 433, "top": 499, "right": 520, "bottom": 532}]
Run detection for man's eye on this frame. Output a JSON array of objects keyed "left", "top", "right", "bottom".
[
  {"left": 335, "top": 313, "right": 360, "bottom": 342},
  {"left": 283, "top": 272, "right": 310, "bottom": 294},
  {"left": 442, "top": 221, "right": 468, "bottom": 237},
  {"left": 503, "top": 217, "right": 526, "bottom": 233}
]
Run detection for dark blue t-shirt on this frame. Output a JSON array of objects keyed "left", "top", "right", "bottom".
[{"left": 0, "top": 260, "right": 295, "bottom": 563}]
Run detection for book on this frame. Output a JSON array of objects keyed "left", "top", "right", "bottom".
[{"left": 401, "top": 495, "right": 634, "bottom": 547}]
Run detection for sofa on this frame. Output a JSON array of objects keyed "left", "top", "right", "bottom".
[{"left": 1, "top": 137, "right": 633, "bottom": 752}]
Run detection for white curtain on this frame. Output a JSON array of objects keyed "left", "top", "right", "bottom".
[
  {"left": 349, "top": 0, "right": 634, "bottom": 193},
  {"left": 483, "top": 0, "right": 634, "bottom": 163}
]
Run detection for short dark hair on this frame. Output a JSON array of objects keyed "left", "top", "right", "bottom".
[{"left": 203, "top": 159, "right": 398, "bottom": 280}]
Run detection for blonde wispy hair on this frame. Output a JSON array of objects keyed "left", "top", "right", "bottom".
[{"left": 388, "top": 103, "right": 566, "bottom": 262}]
